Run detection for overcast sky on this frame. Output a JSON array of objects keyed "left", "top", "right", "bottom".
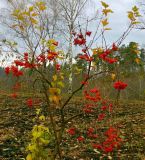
[
  {"left": 0, "top": 0, "right": 145, "bottom": 46},
  {"left": 88, "top": 0, "right": 145, "bottom": 46}
]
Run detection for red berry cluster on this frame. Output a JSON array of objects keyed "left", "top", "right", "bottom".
[
  {"left": 82, "top": 87, "right": 113, "bottom": 120},
  {"left": 67, "top": 128, "right": 76, "bottom": 136},
  {"left": 79, "top": 54, "right": 93, "bottom": 62},
  {"left": 47, "top": 51, "right": 58, "bottom": 61},
  {"left": 84, "top": 87, "right": 101, "bottom": 102},
  {"left": 99, "top": 43, "right": 118, "bottom": 64},
  {"left": 26, "top": 98, "right": 33, "bottom": 108},
  {"left": 92, "top": 127, "right": 122, "bottom": 153},
  {"left": 113, "top": 81, "right": 128, "bottom": 90},
  {"left": 73, "top": 31, "right": 91, "bottom": 46},
  {"left": 5, "top": 65, "right": 23, "bottom": 77},
  {"left": 87, "top": 127, "right": 98, "bottom": 139}
]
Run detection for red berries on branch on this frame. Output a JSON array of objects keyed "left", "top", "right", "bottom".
[
  {"left": 99, "top": 49, "right": 118, "bottom": 64},
  {"left": 73, "top": 31, "right": 91, "bottom": 46},
  {"left": 5, "top": 66, "right": 23, "bottom": 77},
  {"left": 79, "top": 54, "right": 93, "bottom": 62},
  {"left": 113, "top": 81, "right": 128, "bottom": 90},
  {"left": 26, "top": 99, "right": 33, "bottom": 108}
]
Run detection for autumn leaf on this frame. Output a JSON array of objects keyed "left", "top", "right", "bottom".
[
  {"left": 132, "top": 21, "right": 141, "bottom": 25},
  {"left": 39, "top": 115, "right": 45, "bottom": 121},
  {"left": 102, "top": 18, "right": 109, "bottom": 26},
  {"left": 101, "top": 1, "right": 109, "bottom": 8},
  {"left": 31, "top": 12, "right": 38, "bottom": 17},
  {"left": 103, "top": 9, "right": 113, "bottom": 16},
  {"left": 36, "top": 109, "right": 41, "bottom": 115},
  {"left": 19, "top": 25, "right": 24, "bottom": 31},
  {"left": 49, "top": 45, "right": 56, "bottom": 51},
  {"left": 53, "top": 75, "right": 57, "bottom": 81},
  {"left": 49, "top": 88, "right": 58, "bottom": 94},
  {"left": 57, "top": 81, "right": 64, "bottom": 88},
  {"left": 132, "top": 6, "right": 138, "bottom": 12},
  {"left": 111, "top": 73, "right": 116, "bottom": 80},
  {"left": 128, "top": 11, "right": 136, "bottom": 21},
  {"left": 135, "top": 58, "right": 140, "bottom": 64},
  {"left": 12, "top": 9, "right": 20, "bottom": 17},
  {"left": 29, "top": 6, "right": 34, "bottom": 12},
  {"left": 30, "top": 17, "right": 38, "bottom": 24},
  {"left": 36, "top": 1, "right": 46, "bottom": 11},
  {"left": 104, "top": 28, "right": 112, "bottom": 30},
  {"left": 26, "top": 154, "right": 33, "bottom": 160}
]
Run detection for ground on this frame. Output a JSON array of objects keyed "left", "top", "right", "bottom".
[{"left": 0, "top": 95, "right": 145, "bottom": 160}]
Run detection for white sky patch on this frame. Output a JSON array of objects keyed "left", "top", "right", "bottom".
[
  {"left": 86, "top": 0, "right": 145, "bottom": 46},
  {"left": 0, "top": 0, "right": 7, "bottom": 8}
]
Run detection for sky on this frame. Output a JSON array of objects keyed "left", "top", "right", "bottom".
[
  {"left": 0, "top": 0, "right": 145, "bottom": 46},
  {"left": 87, "top": 0, "right": 145, "bottom": 46}
]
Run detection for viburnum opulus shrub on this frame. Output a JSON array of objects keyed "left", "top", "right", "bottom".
[
  {"left": 3, "top": 1, "right": 142, "bottom": 160},
  {"left": 4, "top": 42, "right": 127, "bottom": 159}
]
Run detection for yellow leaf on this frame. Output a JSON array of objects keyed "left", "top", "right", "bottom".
[
  {"left": 29, "top": 6, "right": 34, "bottom": 12},
  {"left": 39, "top": 5, "right": 46, "bottom": 11},
  {"left": 134, "top": 50, "right": 140, "bottom": 54},
  {"left": 102, "top": 18, "right": 109, "bottom": 26},
  {"left": 17, "top": 14, "right": 25, "bottom": 21},
  {"left": 128, "top": 11, "right": 136, "bottom": 21},
  {"left": 40, "top": 138, "right": 50, "bottom": 144},
  {"left": 132, "top": 6, "right": 138, "bottom": 13},
  {"left": 132, "top": 21, "right": 141, "bottom": 25},
  {"left": 53, "top": 75, "right": 57, "bottom": 81},
  {"left": 31, "top": 12, "right": 38, "bottom": 17},
  {"left": 135, "top": 58, "right": 140, "bottom": 64},
  {"left": 36, "top": 1, "right": 46, "bottom": 11},
  {"left": 27, "top": 144, "right": 37, "bottom": 152},
  {"left": 47, "top": 39, "right": 56, "bottom": 44},
  {"left": 23, "top": 11, "right": 29, "bottom": 16},
  {"left": 30, "top": 17, "right": 38, "bottom": 24},
  {"left": 104, "top": 28, "right": 112, "bottom": 30},
  {"left": 36, "top": 109, "right": 41, "bottom": 115},
  {"left": 103, "top": 9, "right": 113, "bottom": 16},
  {"left": 57, "top": 88, "right": 61, "bottom": 94},
  {"left": 49, "top": 95, "right": 60, "bottom": 104},
  {"left": 101, "top": 1, "right": 109, "bottom": 8},
  {"left": 57, "top": 81, "right": 64, "bottom": 88},
  {"left": 60, "top": 75, "right": 64, "bottom": 80},
  {"left": 12, "top": 9, "right": 20, "bottom": 17},
  {"left": 39, "top": 115, "right": 45, "bottom": 121},
  {"left": 53, "top": 95, "right": 61, "bottom": 104},
  {"left": 135, "top": 12, "right": 141, "bottom": 17},
  {"left": 32, "top": 130, "right": 42, "bottom": 138},
  {"left": 49, "top": 45, "right": 56, "bottom": 51},
  {"left": 51, "top": 82, "right": 55, "bottom": 87},
  {"left": 92, "top": 47, "right": 103, "bottom": 54},
  {"left": 26, "top": 154, "right": 32, "bottom": 160},
  {"left": 111, "top": 73, "right": 116, "bottom": 80},
  {"left": 49, "top": 88, "right": 58, "bottom": 95},
  {"left": 92, "top": 48, "right": 97, "bottom": 55}
]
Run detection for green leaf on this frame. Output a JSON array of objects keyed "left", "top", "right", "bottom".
[
  {"left": 57, "top": 81, "right": 64, "bottom": 88},
  {"left": 29, "top": 69, "right": 34, "bottom": 76}
]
